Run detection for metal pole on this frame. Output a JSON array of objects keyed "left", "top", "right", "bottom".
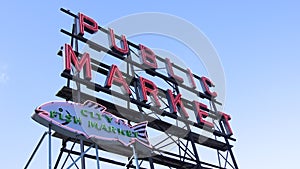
[
  {"left": 80, "top": 139, "right": 86, "bottom": 169},
  {"left": 188, "top": 132, "right": 202, "bottom": 169},
  {"left": 148, "top": 157, "right": 155, "bottom": 169},
  {"left": 24, "top": 132, "right": 48, "bottom": 169},
  {"left": 95, "top": 144, "right": 100, "bottom": 169},
  {"left": 48, "top": 125, "right": 52, "bottom": 169},
  {"left": 54, "top": 139, "right": 67, "bottom": 169},
  {"left": 219, "top": 122, "right": 239, "bottom": 169},
  {"left": 211, "top": 101, "right": 239, "bottom": 169},
  {"left": 131, "top": 144, "right": 140, "bottom": 169}
]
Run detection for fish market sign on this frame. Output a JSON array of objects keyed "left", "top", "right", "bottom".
[{"left": 32, "top": 100, "right": 151, "bottom": 151}]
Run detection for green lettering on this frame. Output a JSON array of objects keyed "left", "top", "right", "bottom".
[
  {"left": 126, "top": 130, "right": 132, "bottom": 137},
  {"left": 49, "top": 111, "right": 56, "bottom": 118},
  {"left": 133, "top": 132, "right": 139, "bottom": 138},
  {"left": 101, "top": 124, "right": 108, "bottom": 132},
  {"left": 65, "top": 114, "right": 72, "bottom": 123},
  {"left": 107, "top": 126, "right": 111, "bottom": 132},
  {"left": 73, "top": 116, "right": 82, "bottom": 125},
  {"left": 58, "top": 113, "right": 64, "bottom": 121},
  {"left": 117, "top": 128, "right": 125, "bottom": 136},
  {"left": 81, "top": 110, "right": 88, "bottom": 117},
  {"left": 88, "top": 121, "right": 100, "bottom": 130},
  {"left": 96, "top": 113, "right": 102, "bottom": 120},
  {"left": 89, "top": 111, "right": 95, "bottom": 118},
  {"left": 111, "top": 126, "right": 116, "bottom": 133},
  {"left": 104, "top": 115, "right": 113, "bottom": 123}
]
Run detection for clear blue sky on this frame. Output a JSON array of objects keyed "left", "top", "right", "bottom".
[{"left": 0, "top": 1, "right": 299, "bottom": 169}]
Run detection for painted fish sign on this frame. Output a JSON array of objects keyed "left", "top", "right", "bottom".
[{"left": 32, "top": 100, "right": 152, "bottom": 156}]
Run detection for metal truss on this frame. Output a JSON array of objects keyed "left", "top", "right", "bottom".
[{"left": 25, "top": 8, "right": 239, "bottom": 169}]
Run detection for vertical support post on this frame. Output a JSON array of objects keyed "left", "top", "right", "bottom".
[
  {"left": 73, "top": 18, "right": 81, "bottom": 103},
  {"left": 95, "top": 144, "right": 100, "bottom": 169},
  {"left": 80, "top": 139, "right": 86, "bottom": 169},
  {"left": 131, "top": 144, "right": 140, "bottom": 169},
  {"left": 211, "top": 101, "right": 239, "bottom": 169},
  {"left": 148, "top": 157, "right": 155, "bottom": 169},
  {"left": 54, "top": 139, "right": 68, "bottom": 169},
  {"left": 174, "top": 83, "right": 202, "bottom": 168},
  {"left": 188, "top": 132, "right": 202, "bottom": 169},
  {"left": 215, "top": 136, "right": 222, "bottom": 167},
  {"left": 48, "top": 125, "right": 52, "bottom": 169},
  {"left": 218, "top": 122, "right": 239, "bottom": 169}
]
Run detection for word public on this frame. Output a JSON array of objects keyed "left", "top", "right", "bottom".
[{"left": 63, "top": 13, "right": 233, "bottom": 135}]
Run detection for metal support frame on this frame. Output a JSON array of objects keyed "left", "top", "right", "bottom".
[
  {"left": 25, "top": 7, "right": 239, "bottom": 169},
  {"left": 66, "top": 141, "right": 93, "bottom": 169},
  {"left": 174, "top": 83, "right": 203, "bottom": 169},
  {"left": 211, "top": 101, "right": 239, "bottom": 169},
  {"left": 24, "top": 131, "right": 48, "bottom": 169},
  {"left": 131, "top": 144, "right": 140, "bottom": 169},
  {"left": 54, "top": 139, "right": 67, "bottom": 169},
  {"left": 95, "top": 144, "right": 101, "bottom": 169},
  {"left": 24, "top": 125, "right": 52, "bottom": 169},
  {"left": 60, "top": 137, "right": 80, "bottom": 169},
  {"left": 51, "top": 136, "right": 147, "bottom": 169},
  {"left": 49, "top": 125, "right": 52, "bottom": 169},
  {"left": 124, "top": 45, "right": 207, "bottom": 168},
  {"left": 128, "top": 51, "right": 156, "bottom": 169},
  {"left": 80, "top": 139, "right": 86, "bottom": 169}
]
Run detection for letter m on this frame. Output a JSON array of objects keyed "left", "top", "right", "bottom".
[{"left": 64, "top": 44, "right": 92, "bottom": 80}]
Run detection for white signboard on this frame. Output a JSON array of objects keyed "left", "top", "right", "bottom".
[{"left": 32, "top": 100, "right": 152, "bottom": 155}]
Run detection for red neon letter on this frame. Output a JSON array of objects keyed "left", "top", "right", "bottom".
[
  {"left": 166, "top": 89, "right": 189, "bottom": 118},
  {"left": 219, "top": 112, "right": 233, "bottom": 136},
  {"left": 138, "top": 77, "right": 161, "bottom": 107},
  {"left": 139, "top": 44, "right": 158, "bottom": 69},
  {"left": 108, "top": 28, "right": 129, "bottom": 55},
  {"left": 78, "top": 13, "right": 98, "bottom": 36},
  {"left": 193, "top": 101, "right": 214, "bottom": 128},
  {"left": 64, "top": 44, "right": 92, "bottom": 80},
  {"left": 200, "top": 76, "right": 217, "bottom": 98},
  {"left": 186, "top": 68, "right": 197, "bottom": 89},
  {"left": 165, "top": 58, "right": 184, "bottom": 83},
  {"left": 105, "top": 64, "right": 132, "bottom": 95}
]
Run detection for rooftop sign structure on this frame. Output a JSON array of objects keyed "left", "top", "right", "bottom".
[{"left": 27, "top": 8, "right": 239, "bottom": 169}]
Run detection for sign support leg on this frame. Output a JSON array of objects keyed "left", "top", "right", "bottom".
[
  {"left": 24, "top": 131, "right": 48, "bottom": 169},
  {"left": 48, "top": 125, "right": 52, "bottom": 169},
  {"left": 148, "top": 157, "right": 155, "bottom": 169},
  {"left": 80, "top": 139, "right": 86, "bottom": 169},
  {"left": 54, "top": 139, "right": 68, "bottom": 169},
  {"left": 211, "top": 102, "right": 239, "bottom": 169},
  {"left": 219, "top": 122, "right": 239, "bottom": 169},
  {"left": 95, "top": 144, "right": 100, "bottom": 169},
  {"left": 131, "top": 144, "right": 140, "bottom": 169}
]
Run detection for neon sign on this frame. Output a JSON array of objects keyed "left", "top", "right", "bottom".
[
  {"left": 28, "top": 9, "right": 239, "bottom": 169},
  {"left": 32, "top": 100, "right": 152, "bottom": 153},
  {"left": 62, "top": 12, "right": 234, "bottom": 136}
]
